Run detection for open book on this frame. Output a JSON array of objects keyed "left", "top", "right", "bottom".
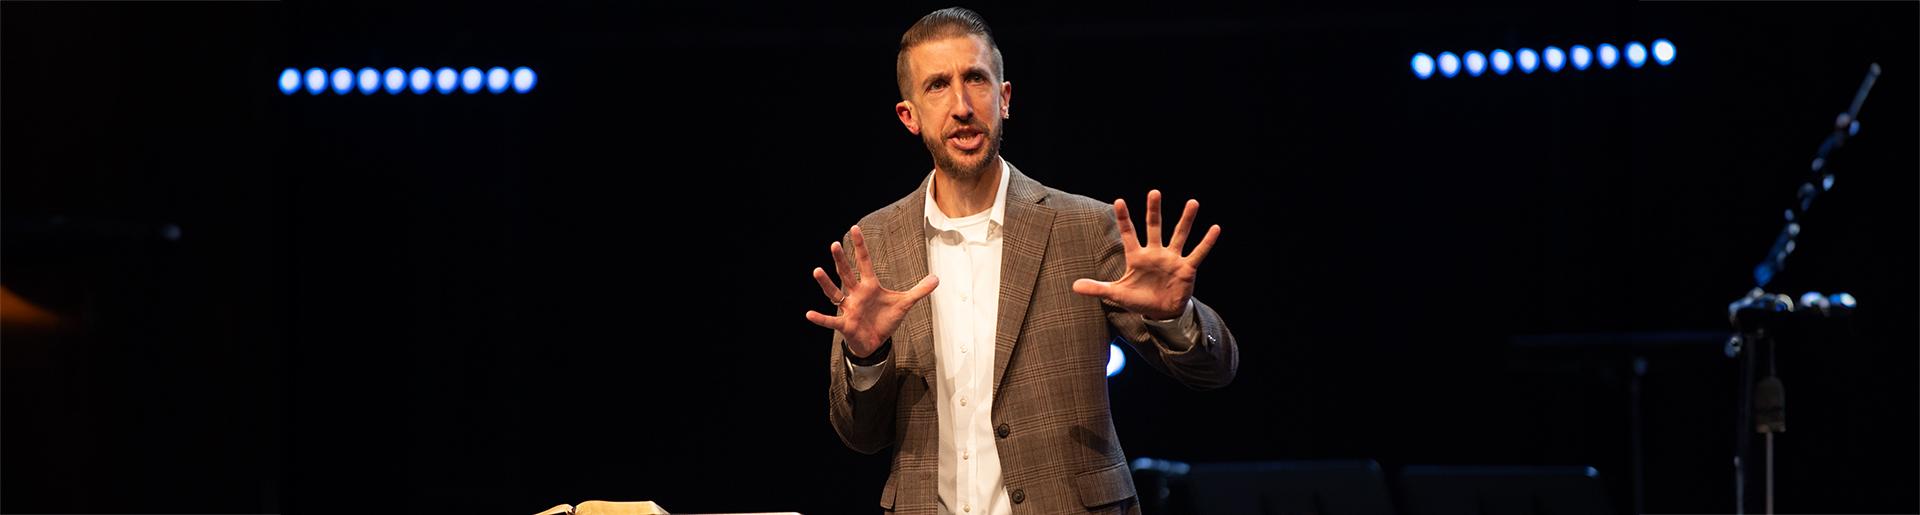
[
  {"left": 533, "top": 500, "right": 799, "bottom": 515},
  {"left": 534, "top": 500, "right": 670, "bottom": 515}
]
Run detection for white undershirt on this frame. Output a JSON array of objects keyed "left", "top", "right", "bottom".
[{"left": 917, "top": 161, "right": 1012, "bottom": 515}]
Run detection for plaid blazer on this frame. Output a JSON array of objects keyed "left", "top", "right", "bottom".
[{"left": 828, "top": 164, "right": 1239, "bottom": 514}]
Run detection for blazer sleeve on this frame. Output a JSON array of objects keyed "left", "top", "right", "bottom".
[
  {"left": 826, "top": 231, "right": 900, "bottom": 454},
  {"left": 1096, "top": 215, "right": 1240, "bottom": 390}
]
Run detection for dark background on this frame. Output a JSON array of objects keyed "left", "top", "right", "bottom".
[{"left": 3, "top": 1, "right": 1914, "bottom": 513}]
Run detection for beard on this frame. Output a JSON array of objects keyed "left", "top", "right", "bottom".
[{"left": 922, "top": 119, "right": 1005, "bottom": 182}]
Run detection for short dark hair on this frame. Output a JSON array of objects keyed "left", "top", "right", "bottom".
[{"left": 895, "top": 7, "right": 1005, "bottom": 100}]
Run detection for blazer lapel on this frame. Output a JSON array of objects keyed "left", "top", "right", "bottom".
[{"left": 992, "top": 165, "right": 1053, "bottom": 401}]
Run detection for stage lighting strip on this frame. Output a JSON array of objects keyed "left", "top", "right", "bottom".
[
  {"left": 1410, "top": 39, "right": 1674, "bottom": 79},
  {"left": 278, "top": 67, "right": 538, "bottom": 95}
]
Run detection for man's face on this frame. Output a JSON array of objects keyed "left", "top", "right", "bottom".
[{"left": 897, "top": 35, "right": 1011, "bottom": 182}]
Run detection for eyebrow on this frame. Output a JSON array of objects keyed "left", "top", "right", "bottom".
[{"left": 921, "top": 65, "right": 992, "bottom": 90}]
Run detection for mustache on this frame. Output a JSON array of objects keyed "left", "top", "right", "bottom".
[{"left": 944, "top": 124, "right": 988, "bottom": 138}]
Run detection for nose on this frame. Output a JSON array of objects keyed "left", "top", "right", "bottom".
[{"left": 947, "top": 85, "right": 975, "bottom": 122}]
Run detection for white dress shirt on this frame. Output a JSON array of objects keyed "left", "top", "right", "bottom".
[{"left": 847, "top": 160, "right": 1200, "bottom": 515}]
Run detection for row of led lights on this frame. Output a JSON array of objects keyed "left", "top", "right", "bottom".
[
  {"left": 1412, "top": 39, "right": 1674, "bottom": 79},
  {"left": 278, "top": 66, "right": 537, "bottom": 95}
]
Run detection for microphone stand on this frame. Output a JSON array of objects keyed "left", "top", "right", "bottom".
[{"left": 1725, "top": 62, "right": 1878, "bottom": 515}]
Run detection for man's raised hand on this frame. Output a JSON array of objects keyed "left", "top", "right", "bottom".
[
  {"left": 806, "top": 225, "right": 939, "bottom": 358},
  {"left": 1071, "top": 190, "right": 1221, "bottom": 320}
]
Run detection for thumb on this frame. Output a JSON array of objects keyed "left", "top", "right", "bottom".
[
  {"left": 1071, "top": 278, "right": 1112, "bottom": 298},
  {"left": 904, "top": 274, "right": 940, "bottom": 301}
]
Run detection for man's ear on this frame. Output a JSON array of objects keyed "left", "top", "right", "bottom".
[
  {"left": 896, "top": 100, "right": 921, "bottom": 135},
  {"left": 1000, "top": 81, "right": 1013, "bottom": 119}
]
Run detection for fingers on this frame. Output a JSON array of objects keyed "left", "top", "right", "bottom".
[
  {"left": 804, "top": 310, "right": 845, "bottom": 331},
  {"left": 1169, "top": 199, "right": 1199, "bottom": 252},
  {"left": 1071, "top": 278, "right": 1113, "bottom": 299},
  {"left": 1187, "top": 224, "right": 1223, "bottom": 266},
  {"left": 831, "top": 241, "right": 854, "bottom": 289},
  {"left": 902, "top": 274, "right": 940, "bottom": 304},
  {"left": 813, "top": 267, "right": 844, "bottom": 303},
  {"left": 1144, "top": 190, "right": 1163, "bottom": 248},
  {"left": 1113, "top": 199, "right": 1141, "bottom": 251},
  {"left": 851, "top": 225, "right": 877, "bottom": 286}
]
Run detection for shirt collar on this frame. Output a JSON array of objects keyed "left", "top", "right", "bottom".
[{"left": 923, "top": 158, "right": 1011, "bottom": 231}]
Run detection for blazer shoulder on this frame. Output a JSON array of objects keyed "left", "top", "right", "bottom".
[{"left": 1040, "top": 186, "right": 1117, "bottom": 230}]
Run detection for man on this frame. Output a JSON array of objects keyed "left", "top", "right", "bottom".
[{"left": 804, "top": 7, "right": 1238, "bottom": 514}]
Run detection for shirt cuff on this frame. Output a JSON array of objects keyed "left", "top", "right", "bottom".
[
  {"left": 1142, "top": 298, "right": 1203, "bottom": 352},
  {"left": 846, "top": 357, "right": 888, "bottom": 392}
]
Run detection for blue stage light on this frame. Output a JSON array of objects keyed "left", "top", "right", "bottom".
[
  {"left": 409, "top": 68, "right": 432, "bottom": 94},
  {"left": 1570, "top": 45, "right": 1592, "bottom": 70},
  {"left": 1652, "top": 39, "right": 1676, "bottom": 65},
  {"left": 356, "top": 68, "right": 380, "bottom": 94},
  {"left": 486, "top": 67, "right": 509, "bottom": 93},
  {"left": 1437, "top": 52, "right": 1460, "bottom": 78},
  {"left": 434, "top": 68, "right": 458, "bottom": 94},
  {"left": 1597, "top": 44, "right": 1619, "bottom": 69},
  {"left": 330, "top": 68, "right": 354, "bottom": 94},
  {"left": 512, "top": 67, "right": 537, "bottom": 93},
  {"left": 1464, "top": 51, "right": 1486, "bottom": 77},
  {"left": 305, "top": 68, "right": 327, "bottom": 95},
  {"left": 1411, "top": 53, "right": 1435, "bottom": 79},
  {"left": 278, "top": 68, "right": 301, "bottom": 95},
  {"left": 1490, "top": 49, "right": 1512, "bottom": 75},
  {"left": 460, "top": 67, "right": 483, "bottom": 93},
  {"left": 1625, "top": 42, "right": 1647, "bottom": 68},
  {"left": 1832, "top": 292, "right": 1856, "bottom": 308},
  {"left": 383, "top": 68, "right": 406, "bottom": 94},
  {"left": 1544, "top": 47, "right": 1565, "bottom": 72},
  {"left": 1106, "top": 342, "right": 1127, "bottom": 377},
  {"left": 1799, "top": 291, "right": 1827, "bottom": 309},
  {"left": 1517, "top": 48, "right": 1538, "bottom": 74}
]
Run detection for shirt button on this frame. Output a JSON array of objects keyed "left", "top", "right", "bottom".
[
  {"left": 963, "top": 450, "right": 970, "bottom": 460},
  {"left": 960, "top": 397, "right": 968, "bottom": 407},
  {"left": 963, "top": 504, "right": 971, "bottom": 513}
]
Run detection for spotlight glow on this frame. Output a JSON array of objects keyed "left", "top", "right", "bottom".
[
  {"left": 1652, "top": 39, "right": 1676, "bottom": 65},
  {"left": 330, "top": 68, "right": 354, "bottom": 94},
  {"left": 1517, "top": 48, "right": 1538, "bottom": 74},
  {"left": 486, "top": 67, "right": 509, "bottom": 94},
  {"left": 434, "top": 68, "right": 457, "bottom": 94},
  {"left": 356, "top": 68, "right": 380, "bottom": 94},
  {"left": 460, "top": 67, "right": 483, "bottom": 93},
  {"left": 383, "top": 68, "right": 406, "bottom": 94},
  {"left": 1570, "top": 45, "right": 1592, "bottom": 70},
  {"left": 1464, "top": 51, "right": 1486, "bottom": 77},
  {"left": 1625, "top": 42, "right": 1647, "bottom": 68},
  {"left": 1106, "top": 343, "right": 1127, "bottom": 378},
  {"left": 512, "top": 67, "right": 537, "bottom": 93},
  {"left": 1597, "top": 44, "right": 1619, "bottom": 69},
  {"left": 1544, "top": 46, "right": 1565, "bottom": 72},
  {"left": 1490, "top": 49, "right": 1512, "bottom": 75},
  {"left": 305, "top": 68, "right": 327, "bottom": 94},
  {"left": 408, "top": 68, "right": 432, "bottom": 94},
  {"left": 1438, "top": 52, "right": 1460, "bottom": 78},
  {"left": 278, "top": 68, "right": 301, "bottom": 95},
  {"left": 1411, "top": 53, "right": 1435, "bottom": 79}
]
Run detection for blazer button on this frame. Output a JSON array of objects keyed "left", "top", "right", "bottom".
[
  {"left": 1010, "top": 488, "right": 1025, "bottom": 504},
  {"left": 995, "top": 423, "right": 1010, "bottom": 438}
]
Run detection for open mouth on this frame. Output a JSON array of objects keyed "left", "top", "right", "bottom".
[{"left": 947, "top": 127, "right": 986, "bottom": 152}]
